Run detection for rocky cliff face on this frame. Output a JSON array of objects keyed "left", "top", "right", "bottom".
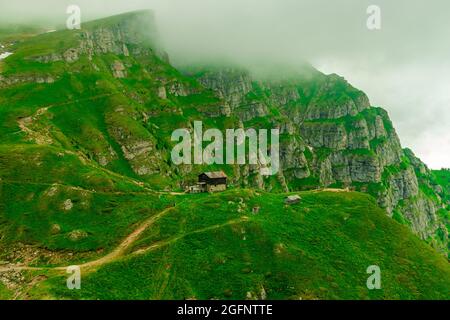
[
  {"left": 189, "top": 68, "right": 448, "bottom": 255},
  {"left": 33, "top": 11, "right": 161, "bottom": 64},
  {"left": 1, "top": 11, "right": 447, "bottom": 255}
]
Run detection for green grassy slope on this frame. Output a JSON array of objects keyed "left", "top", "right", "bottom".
[
  {"left": 0, "top": 12, "right": 449, "bottom": 300},
  {"left": 433, "top": 169, "right": 450, "bottom": 240},
  {"left": 434, "top": 169, "right": 450, "bottom": 204},
  {"left": 19, "top": 190, "right": 449, "bottom": 300}
]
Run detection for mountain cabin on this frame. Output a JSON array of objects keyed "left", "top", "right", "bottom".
[{"left": 198, "top": 171, "right": 228, "bottom": 193}]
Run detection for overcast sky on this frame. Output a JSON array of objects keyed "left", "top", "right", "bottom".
[{"left": 0, "top": 0, "right": 449, "bottom": 169}]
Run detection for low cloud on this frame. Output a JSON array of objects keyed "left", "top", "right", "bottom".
[{"left": 0, "top": 0, "right": 448, "bottom": 168}]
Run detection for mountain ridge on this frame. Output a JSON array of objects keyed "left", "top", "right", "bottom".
[
  {"left": 0, "top": 10, "right": 448, "bottom": 299},
  {"left": 0, "top": 10, "right": 447, "bottom": 254}
]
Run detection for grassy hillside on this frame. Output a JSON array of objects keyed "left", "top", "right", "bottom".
[
  {"left": 8, "top": 190, "right": 447, "bottom": 300},
  {"left": 433, "top": 169, "right": 450, "bottom": 241},
  {"left": 434, "top": 169, "right": 450, "bottom": 204},
  {"left": 0, "top": 11, "right": 449, "bottom": 300}
]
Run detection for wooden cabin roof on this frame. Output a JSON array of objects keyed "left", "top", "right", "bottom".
[{"left": 201, "top": 171, "right": 228, "bottom": 179}]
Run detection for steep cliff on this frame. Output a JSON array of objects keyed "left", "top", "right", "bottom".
[
  {"left": 187, "top": 68, "right": 448, "bottom": 255},
  {"left": 0, "top": 10, "right": 447, "bottom": 256}
]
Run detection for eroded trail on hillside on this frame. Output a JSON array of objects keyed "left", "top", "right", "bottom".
[
  {"left": 0, "top": 203, "right": 250, "bottom": 275},
  {"left": 0, "top": 204, "right": 178, "bottom": 273},
  {"left": 78, "top": 205, "right": 178, "bottom": 270},
  {"left": 17, "top": 93, "right": 119, "bottom": 146},
  {"left": 14, "top": 92, "right": 168, "bottom": 191},
  {"left": 132, "top": 216, "right": 250, "bottom": 256}
]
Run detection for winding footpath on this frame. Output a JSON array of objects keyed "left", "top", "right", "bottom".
[
  {"left": 0, "top": 204, "right": 178, "bottom": 274},
  {"left": 0, "top": 204, "right": 250, "bottom": 275}
]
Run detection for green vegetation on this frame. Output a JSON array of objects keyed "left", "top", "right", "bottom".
[
  {"left": 0, "top": 282, "right": 13, "bottom": 300},
  {"left": 290, "top": 176, "right": 321, "bottom": 190},
  {"left": 434, "top": 169, "right": 450, "bottom": 191},
  {"left": 0, "top": 181, "right": 173, "bottom": 256},
  {"left": 17, "top": 190, "right": 449, "bottom": 300},
  {"left": 0, "top": 11, "right": 449, "bottom": 300},
  {"left": 433, "top": 169, "right": 450, "bottom": 206}
]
